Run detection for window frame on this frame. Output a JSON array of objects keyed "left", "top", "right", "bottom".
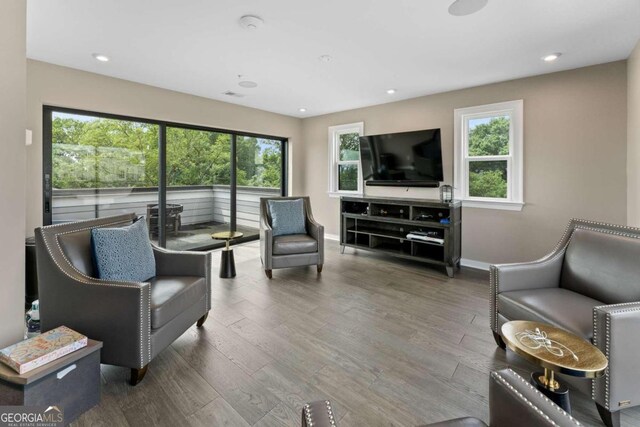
[
  {"left": 453, "top": 100, "right": 524, "bottom": 211},
  {"left": 328, "top": 122, "right": 364, "bottom": 197}
]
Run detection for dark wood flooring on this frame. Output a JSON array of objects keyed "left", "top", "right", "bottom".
[{"left": 71, "top": 241, "right": 640, "bottom": 427}]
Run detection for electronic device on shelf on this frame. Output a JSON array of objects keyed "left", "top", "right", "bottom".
[{"left": 406, "top": 233, "right": 445, "bottom": 245}]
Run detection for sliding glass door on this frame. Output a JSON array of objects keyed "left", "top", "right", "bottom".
[
  {"left": 45, "top": 110, "right": 160, "bottom": 231},
  {"left": 44, "top": 107, "right": 287, "bottom": 251},
  {"left": 165, "top": 126, "right": 232, "bottom": 250}
]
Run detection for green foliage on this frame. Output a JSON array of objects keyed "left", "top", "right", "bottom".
[
  {"left": 467, "top": 116, "right": 510, "bottom": 198},
  {"left": 468, "top": 116, "right": 510, "bottom": 156},
  {"left": 469, "top": 170, "right": 507, "bottom": 198},
  {"left": 339, "top": 165, "right": 358, "bottom": 191},
  {"left": 339, "top": 132, "right": 360, "bottom": 161},
  {"left": 52, "top": 115, "right": 282, "bottom": 190}
]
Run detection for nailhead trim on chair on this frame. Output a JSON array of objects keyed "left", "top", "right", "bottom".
[
  {"left": 490, "top": 239, "right": 569, "bottom": 332},
  {"left": 593, "top": 302, "right": 640, "bottom": 409},
  {"left": 303, "top": 400, "right": 337, "bottom": 426},
  {"left": 493, "top": 369, "right": 582, "bottom": 426},
  {"left": 40, "top": 217, "right": 152, "bottom": 368}
]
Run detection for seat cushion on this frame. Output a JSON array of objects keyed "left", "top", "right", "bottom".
[
  {"left": 150, "top": 276, "right": 206, "bottom": 329},
  {"left": 268, "top": 198, "right": 307, "bottom": 236},
  {"left": 91, "top": 219, "right": 156, "bottom": 282},
  {"left": 272, "top": 234, "right": 318, "bottom": 255},
  {"left": 498, "top": 288, "right": 602, "bottom": 340}
]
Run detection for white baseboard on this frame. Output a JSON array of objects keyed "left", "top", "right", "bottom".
[
  {"left": 460, "top": 258, "right": 490, "bottom": 271},
  {"left": 325, "top": 233, "right": 340, "bottom": 241}
]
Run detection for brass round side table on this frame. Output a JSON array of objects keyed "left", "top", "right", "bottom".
[
  {"left": 501, "top": 320, "right": 608, "bottom": 413},
  {"left": 211, "top": 231, "right": 243, "bottom": 278}
]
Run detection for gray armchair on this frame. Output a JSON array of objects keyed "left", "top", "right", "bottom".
[
  {"left": 491, "top": 218, "right": 640, "bottom": 427},
  {"left": 260, "top": 196, "right": 324, "bottom": 279},
  {"left": 35, "top": 213, "right": 211, "bottom": 385},
  {"left": 302, "top": 369, "right": 581, "bottom": 427}
]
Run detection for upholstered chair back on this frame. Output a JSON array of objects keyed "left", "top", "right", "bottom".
[
  {"left": 50, "top": 215, "right": 135, "bottom": 278},
  {"left": 260, "top": 196, "right": 311, "bottom": 228},
  {"left": 560, "top": 227, "right": 640, "bottom": 304}
]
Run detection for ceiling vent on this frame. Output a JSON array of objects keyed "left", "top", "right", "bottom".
[{"left": 222, "top": 91, "right": 245, "bottom": 98}]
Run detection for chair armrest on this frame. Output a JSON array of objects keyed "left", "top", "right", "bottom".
[
  {"left": 490, "top": 369, "right": 581, "bottom": 427},
  {"left": 593, "top": 302, "right": 640, "bottom": 412},
  {"left": 490, "top": 249, "right": 565, "bottom": 294},
  {"left": 152, "top": 245, "right": 212, "bottom": 312},
  {"left": 40, "top": 272, "right": 151, "bottom": 369},
  {"left": 152, "top": 245, "right": 210, "bottom": 278},
  {"left": 306, "top": 209, "right": 324, "bottom": 264},
  {"left": 260, "top": 213, "right": 273, "bottom": 269},
  {"left": 490, "top": 250, "right": 565, "bottom": 332}
]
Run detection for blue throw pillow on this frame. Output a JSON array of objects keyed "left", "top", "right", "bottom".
[
  {"left": 268, "top": 199, "right": 307, "bottom": 237},
  {"left": 91, "top": 219, "right": 156, "bottom": 282}
]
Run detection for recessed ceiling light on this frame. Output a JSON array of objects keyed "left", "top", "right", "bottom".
[
  {"left": 238, "top": 80, "right": 258, "bottom": 88},
  {"left": 92, "top": 53, "right": 110, "bottom": 62},
  {"left": 318, "top": 55, "right": 332, "bottom": 63},
  {"left": 239, "top": 15, "right": 264, "bottom": 30},
  {"left": 448, "top": 0, "right": 488, "bottom": 16},
  {"left": 299, "top": 108, "right": 307, "bottom": 113},
  {"left": 386, "top": 89, "right": 396, "bottom": 94},
  {"left": 542, "top": 53, "right": 562, "bottom": 62}
]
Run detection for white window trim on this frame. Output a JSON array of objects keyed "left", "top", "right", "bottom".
[
  {"left": 454, "top": 100, "right": 524, "bottom": 211},
  {"left": 328, "top": 122, "right": 364, "bottom": 197}
]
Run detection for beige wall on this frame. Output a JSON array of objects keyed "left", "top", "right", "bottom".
[
  {"left": 300, "top": 62, "right": 628, "bottom": 264},
  {"left": 628, "top": 40, "right": 640, "bottom": 226},
  {"left": 0, "top": 1, "right": 27, "bottom": 347},
  {"left": 26, "top": 60, "right": 303, "bottom": 234}
]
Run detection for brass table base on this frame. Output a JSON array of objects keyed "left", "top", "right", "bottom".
[{"left": 531, "top": 370, "right": 571, "bottom": 413}]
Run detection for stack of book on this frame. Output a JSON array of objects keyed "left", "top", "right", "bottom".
[{"left": 0, "top": 326, "right": 87, "bottom": 374}]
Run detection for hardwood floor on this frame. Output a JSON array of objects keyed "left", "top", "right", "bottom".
[{"left": 72, "top": 241, "right": 640, "bottom": 427}]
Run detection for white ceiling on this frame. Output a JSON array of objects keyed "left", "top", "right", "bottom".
[{"left": 27, "top": 0, "right": 640, "bottom": 118}]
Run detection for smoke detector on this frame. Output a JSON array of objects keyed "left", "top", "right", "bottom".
[
  {"left": 239, "top": 15, "right": 264, "bottom": 30},
  {"left": 448, "top": 0, "right": 488, "bottom": 16}
]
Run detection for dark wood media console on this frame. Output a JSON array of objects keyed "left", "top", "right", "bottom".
[{"left": 340, "top": 196, "right": 462, "bottom": 277}]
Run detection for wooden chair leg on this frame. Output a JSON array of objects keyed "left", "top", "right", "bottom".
[
  {"left": 130, "top": 365, "right": 149, "bottom": 386},
  {"left": 596, "top": 403, "right": 621, "bottom": 427},
  {"left": 265, "top": 269, "right": 272, "bottom": 279},
  {"left": 493, "top": 331, "right": 506, "bottom": 350},
  {"left": 317, "top": 264, "right": 323, "bottom": 273},
  {"left": 196, "top": 312, "right": 209, "bottom": 328}
]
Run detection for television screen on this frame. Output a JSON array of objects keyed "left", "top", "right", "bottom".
[{"left": 359, "top": 129, "right": 443, "bottom": 185}]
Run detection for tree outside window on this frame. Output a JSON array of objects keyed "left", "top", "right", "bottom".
[
  {"left": 454, "top": 101, "right": 524, "bottom": 211},
  {"left": 328, "top": 122, "right": 364, "bottom": 195}
]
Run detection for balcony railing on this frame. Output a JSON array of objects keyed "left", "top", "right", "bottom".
[{"left": 52, "top": 185, "right": 280, "bottom": 230}]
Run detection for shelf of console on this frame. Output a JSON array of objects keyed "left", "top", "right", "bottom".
[
  {"left": 340, "top": 196, "right": 461, "bottom": 278},
  {"left": 341, "top": 242, "right": 449, "bottom": 267}
]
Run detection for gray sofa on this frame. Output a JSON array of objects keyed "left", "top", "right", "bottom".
[
  {"left": 302, "top": 368, "right": 582, "bottom": 427},
  {"left": 491, "top": 218, "right": 640, "bottom": 427},
  {"left": 35, "top": 213, "right": 212, "bottom": 385},
  {"left": 260, "top": 196, "right": 324, "bottom": 279}
]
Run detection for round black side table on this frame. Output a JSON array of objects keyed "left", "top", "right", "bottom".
[{"left": 211, "top": 231, "right": 243, "bottom": 278}]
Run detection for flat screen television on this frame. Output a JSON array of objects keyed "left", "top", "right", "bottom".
[{"left": 359, "top": 128, "right": 443, "bottom": 187}]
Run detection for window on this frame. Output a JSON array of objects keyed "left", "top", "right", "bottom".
[
  {"left": 454, "top": 100, "right": 524, "bottom": 211},
  {"left": 44, "top": 107, "right": 287, "bottom": 251},
  {"left": 328, "top": 122, "right": 364, "bottom": 196}
]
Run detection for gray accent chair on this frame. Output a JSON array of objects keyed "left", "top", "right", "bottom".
[
  {"left": 35, "top": 213, "right": 212, "bottom": 385},
  {"left": 491, "top": 218, "right": 640, "bottom": 427},
  {"left": 260, "top": 196, "right": 324, "bottom": 279},
  {"left": 302, "top": 369, "right": 582, "bottom": 427}
]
